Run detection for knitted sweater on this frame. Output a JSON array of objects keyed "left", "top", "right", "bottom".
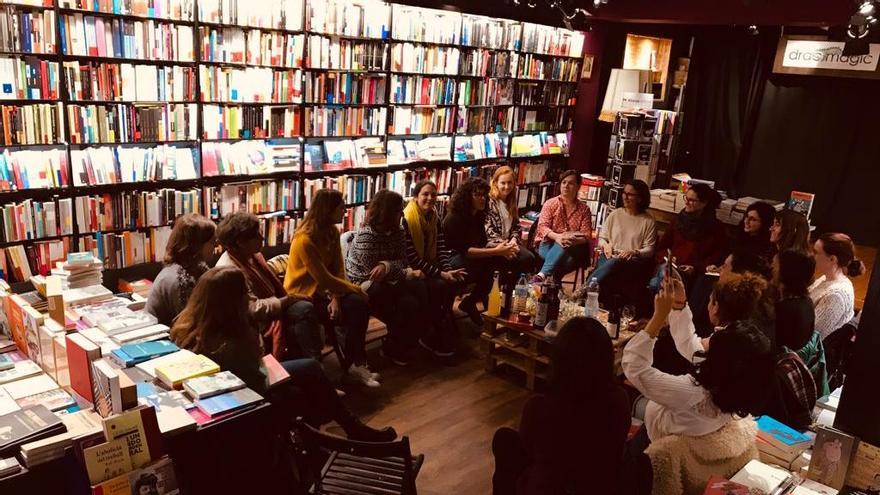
[
  {"left": 809, "top": 275, "right": 855, "bottom": 341},
  {"left": 402, "top": 218, "right": 453, "bottom": 278},
  {"left": 145, "top": 262, "right": 207, "bottom": 326},
  {"left": 344, "top": 225, "right": 409, "bottom": 285},
  {"left": 646, "top": 417, "right": 758, "bottom": 495},
  {"left": 283, "top": 230, "right": 363, "bottom": 299}
]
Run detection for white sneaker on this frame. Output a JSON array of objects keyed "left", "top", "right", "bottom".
[
  {"left": 348, "top": 364, "right": 381, "bottom": 388},
  {"left": 335, "top": 388, "right": 346, "bottom": 397}
]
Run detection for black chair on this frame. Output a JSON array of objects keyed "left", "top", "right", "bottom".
[{"left": 293, "top": 420, "right": 424, "bottom": 495}]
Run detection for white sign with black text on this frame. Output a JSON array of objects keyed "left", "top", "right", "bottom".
[{"left": 781, "top": 39, "right": 880, "bottom": 72}]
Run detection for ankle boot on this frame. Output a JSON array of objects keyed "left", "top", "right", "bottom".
[{"left": 343, "top": 420, "right": 398, "bottom": 442}]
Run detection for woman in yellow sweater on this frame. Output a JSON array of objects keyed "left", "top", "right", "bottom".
[{"left": 284, "top": 189, "right": 378, "bottom": 387}]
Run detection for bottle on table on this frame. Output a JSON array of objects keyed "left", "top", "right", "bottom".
[
  {"left": 513, "top": 273, "right": 529, "bottom": 314},
  {"left": 487, "top": 271, "right": 502, "bottom": 317},
  {"left": 533, "top": 284, "right": 550, "bottom": 329},
  {"left": 499, "top": 275, "right": 512, "bottom": 317},
  {"left": 547, "top": 282, "right": 561, "bottom": 323},
  {"left": 584, "top": 277, "right": 600, "bottom": 318}
]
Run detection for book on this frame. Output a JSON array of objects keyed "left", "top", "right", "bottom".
[
  {"left": 91, "top": 455, "right": 179, "bottom": 495},
  {"left": 134, "top": 349, "right": 193, "bottom": 378},
  {"left": 194, "top": 388, "right": 263, "bottom": 418},
  {"left": 109, "top": 340, "right": 178, "bottom": 368},
  {"left": 0, "top": 457, "right": 21, "bottom": 478},
  {"left": 84, "top": 437, "right": 133, "bottom": 485},
  {"left": 263, "top": 354, "right": 291, "bottom": 388},
  {"left": 756, "top": 415, "right": 812, "bottom": 458},
  {"left": 154, "top": 354, "right": 220, "bottom": 389},
  {"left": 66, "top": 332, "right": 102, "bottom": 402},
  {"left": 0, "top": 387, "right": 19, "bottom": 416},
  {"left": 0, "top": 405, "right": 65, "bottom": 457},
  {"left": 2, "top": 373, "right": 58, "bottom": 400},
  {"left": 702, "top": 475, "right": 751, "bottom": 494},
  {"left": 97, "top": 312, "right": 158, "bottom": 336},
  {"left": 846, "top": 440, "right": 880, "bottom": 491},
  {"left": 808, "top": 426, "right": 857, "bottom": 490},
  {"left": 788, "top": 191, "right": 815, "bottom": 220},
  {"left": 182, "top": 370, "right": 245, "bottom": 399},
  {"left": 15, "top": 387, "right": 76, "bottom": 412},
  {"left": 730, "top": 459, "right": 795, "bottom": 493},
  {"left": 102, "top": 405, "right": 165, "bottom": 469},
  {"left": 0, "top": 359, "right": 41, "bottom": 384},
  {"left": 0, "top": 353, "right": 12, "bottom": 372}
]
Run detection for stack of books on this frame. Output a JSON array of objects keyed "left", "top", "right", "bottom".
[
  {"left": 51, "top": 252, "right": 103, "bottom": 289},
  {"left": 755, "top": 416, "right": 813, "bottom": 470}
]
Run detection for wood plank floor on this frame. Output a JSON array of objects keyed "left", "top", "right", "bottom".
[{"left": 327, "top": 318, "right": 532, "bottom": 495}]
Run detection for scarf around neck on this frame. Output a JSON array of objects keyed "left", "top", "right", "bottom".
[{"left": 404, "top": 199, "right": 437, "bottom": 261}]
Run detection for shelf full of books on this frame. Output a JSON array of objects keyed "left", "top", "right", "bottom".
[{"left": 0, "top": 0, "right": 585, "bottom": 282}]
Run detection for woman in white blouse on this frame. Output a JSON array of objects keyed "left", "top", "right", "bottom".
[
  {"left": 809, "top": 232, "right": 866, "bottom": 340},
  {"left": 622, "top": 273, "right": 775, "bottom": 443}
]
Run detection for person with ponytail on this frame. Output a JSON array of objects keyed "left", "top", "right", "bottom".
[{"left": 809, "top": 232, "right": 866, "bottom": 340}]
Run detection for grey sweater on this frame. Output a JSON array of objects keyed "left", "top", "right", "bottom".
[
  {"left": 145, "top": 262, "right": 208, "bottom": 326},
  {"left": 345, "top": 225, "right": 409, "bottom": 285}
]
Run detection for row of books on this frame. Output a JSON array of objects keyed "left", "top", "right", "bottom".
[
  {"left": 204, "top": 179, "right": 300, "bottom": 218},
  {"left": 517, "top": 81, "right": 576, "bottom": 106},
  {"left": 0, "top": 148, "right": 68, "bottom": 191},
  {"left": 453, "top": 133, "right": 508, "bottom": 162},
  {"left": 304, "top": 105, "right": 386, "bottom": 137},
  {"left": 74, "top": 187, "right": 201, "bottom": 234},
  {"left": 59, "top": 0, "right": 195, "bottom": 22},
  {"left": 0, "top": 8, "right": 56, "bottom": 55},
  {"left": 518, "top": 54, "right": 579, "bottom": 82},
  {"left": 199, "top": 66, "right": 303, "bottom": 103},
  {"left": 460, "top": 15, "right": 520, "bottom": 50},
  {"left": 391, "top": 43, "right": 459, "bottom": 76},
  {"left": 386, "top": 135, "right": 450, "bottom": 163},
  {"left": 306, "top": 35, "right": 387, "bottom": 71},
  {"left": 199, "top": 28, "right": 305, "bottom": 69},
  {"left": 0, "top": 196, "right": 75, "bottom": 243},
  {"left": 457, "top": 78, "right": 513, "bottom": 106},
  {"left": 70, "top": 145, "right": 198, "bottom": 186},
  {"left": 0, "top": 238, "right": 69, "bottom": 280},
  {"left": 391, "top": 4, "right": 459, "bottom": 45},
  {"left": 303, "top": 137, "right": 383, "bottom": 171},
  {"left": 259, "top": 211, "right": 300, "bottom": 247},
  {"left": 304, "top": 173, "right": 383, "bottom": 206},
  {"left": 199, "top": 0, "right": 302, "bottom": 30},
  {"left": 0, "top": 57, "right": 59, "bottom": 101},
  {"left": 382, "top": 166, "right": 456, "bottom": 198},
  {"left": 0, "top": 103, "right": 63, "bottom": 146},
  {"left": 59, "top": 14, "right": 196, "bottom": 62},
  {"left": 390, "top": 74, "right": 454, "bottom": 105},
  {"left": 78, "top": 224, "right": 172, "bottom": 268},
  {"left": 202, "top": 104, "right": 301, "bottom": 140},
  {"left": 62, "top": 61, "right": 196, "bottom": 103},
  {"left": 306, "top": 0, "right": 389, "bottom": 39},
  {"left": 202, "top": 140, "right": 300, "bottom": 176},
  {"left": 305, "top": 72, "right": 386, "bottom": 105},
  {"left": 389, "top": 106, "right": 454, "bottom": 135},
  {"left": 510, "top": 132, "right": 570, "bottom": 157},
  {"left": 521, "top": 22, "right": 585, "bottom": 57},
  {"left": 512, "top": 107, "right": 573, "bottom": 132},
  {"left": 455, "top": 106, "right": 511, "bottom": 134},
  {"left": 66, "top": 103, "right": 198, "bottom": 144},
  {"left": 459, "top": 49, "right": 517, "bottom": 78}
]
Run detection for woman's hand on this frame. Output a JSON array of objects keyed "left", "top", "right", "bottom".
[
  {"left": 653, "top": 278, "right": 676, "bottom": 321},
  {"left": 369, "top": 263, "right": 388, "bottom": 281},
  {"left": 328, "top": 296, "right": 341, "bottom": 320},
  {"left": 603, "top": 244, "right": 614, "bottom": 259},
  {"left": 406, "top": 269, "right": 425, "bottom": 280},
  {"left": 441, "top": 269, "right": 467, "bottom": 282},
  {"left": 678, "top": 264, "right": 695, "bottom": 275},
  {"left": 619, "top": 250, "right": 637, "bottom": 260},
  {"left": 495, "top": 243, "right": 517, "bottom": 260},
  {"left": 667, "top": 269, "right": 687, "bottom": 308}
]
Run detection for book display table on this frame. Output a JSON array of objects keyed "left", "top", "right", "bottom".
[{"left": 480, "top": 312, "right": 636, "bottom": 390}]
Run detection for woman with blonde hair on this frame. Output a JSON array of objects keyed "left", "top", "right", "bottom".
[
  {"left": 486, "top": 165, "right": 536, "bottom": 269},
  {"left": 283, "top": 189, "right": 377, "bottom": 387}
]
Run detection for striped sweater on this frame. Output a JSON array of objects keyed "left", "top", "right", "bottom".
[
  {"left": 345, "top": 225, "right": 409, "bottom": 285},
  {"left": 402, "top": 218, "right": 453, "bottom": 278}
]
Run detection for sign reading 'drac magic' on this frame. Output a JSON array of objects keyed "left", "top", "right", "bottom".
[{"left": 773, "top": 35, "right": 880, "bottom": 79}]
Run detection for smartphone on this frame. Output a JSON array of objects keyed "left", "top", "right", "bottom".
[{"left": 665, "top": 249, "right": 674, "bottom": 278}]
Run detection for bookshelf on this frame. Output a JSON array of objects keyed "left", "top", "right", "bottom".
[{"left": 0, "top": 0, "right": 584, "bottom": 283}]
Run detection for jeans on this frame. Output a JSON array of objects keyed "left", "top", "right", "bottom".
[
  {"left": 421, "top": 276, "right": 458, "bottom": 351},
  {"left": 591, "top": 253, "right": 621, "bottom": 284},
  {"left": 450, "top": 249, "right": 536, "bottom": 303},
  {"left": 367, "top": 278, "right": 425, "bottom": 353},
  {"left": 284, "top": 300, "right": 324, "bottom": 360},
  {"left": 272, "top": 358, "right": 356, "bottom": 430},
  {"left": 537, "top": 241, "right": 590, "bottom": 279}
]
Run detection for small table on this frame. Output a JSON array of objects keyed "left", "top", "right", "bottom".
[{"left": 480, "top": 312, "right": 637, "bottom": 390}]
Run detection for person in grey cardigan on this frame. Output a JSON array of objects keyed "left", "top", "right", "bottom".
[
  {"left": 345, "top": 190, "right": 428, "bottom": 365},
  {"left": 145, "top": 213, "right": 217, "bottom": 326}
]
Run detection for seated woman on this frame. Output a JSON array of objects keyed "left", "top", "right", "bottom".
[
  {"left": 443, "top": 177, "right": 531, "bottom": 324},
  {"left": 769, "top": 209, "right": 811, "bottom": 254},
  {"left": 345, "top": 190, "right": 426, "bottom": 365},
  {"left": 533, "top": 170, "right": 592, "bottom": 282},
  {"left": 810, "top": 233, "right": 866, "bottom": 340},
  {"left": 283, "top": 189, "right": 378, "bottom": 387},
  {"left": 650, "top": 183, "right": 726, "bottom": 292},
  {"left": 215, "top": 212, "right": 306, "bottom": 359},
  {"left": 622, "top": 278, "right": 775, "bottom": 492},
  {"left": 774, "top": 249, "right": 829, "bottom": 399},
  {"left": 729, "top": 201, "right": 776, "bottom": 262},
  {"left": 485, "top": 166, "right": 536, "bottom": 270},
  {"left": 593, "top": 179, "right": 656, "bottom": 284},
  {"left": 492, "top": 317, "right": 630, "bottom": 495},
  {"left": 146, "top": 213, "right": 216, "bottom": 326},
  {"left": 402, "top": 180, "right": 466, "bottom": 356},
  {"left": 170, "top": 266, "right": 396, "bottom": 442}
]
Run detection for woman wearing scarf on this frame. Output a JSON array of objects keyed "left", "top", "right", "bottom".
[
  {"left": 215, "top": 212, "right": 305, "bottom": 360},
  {"left": 402, "top": 180, "right": 466, "bottom": 357},
  {"left": 649, "top": 183, "right": 727, "bottom": 293}
]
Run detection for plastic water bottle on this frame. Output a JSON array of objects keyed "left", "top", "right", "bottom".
[
  {"left": 513, "top": 273, "right": 529, "bottom": 314},
  {"left": 585, "top": 277, "right": 600, "bottom": 318}
]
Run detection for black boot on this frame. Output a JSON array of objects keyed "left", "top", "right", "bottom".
[{"left": 343, "top": 420, "right": 398, "bottom": 443}]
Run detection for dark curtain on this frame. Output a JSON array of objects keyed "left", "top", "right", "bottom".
[
  {"left": 740, "top": 76, "right": 880, "bottom": 245},
  {"left": 676, "top": 28, "right": 778, "bottom": 194}
]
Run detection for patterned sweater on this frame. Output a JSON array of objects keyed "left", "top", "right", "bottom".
[
  {"left": 145, "top": 262, "right": 208, "bottom": 326},
  {"left": 402, "top": 217, "right": 453, "bottom": 278},
  {"left": 345, "top": 225, "right": 409, "bottom": 285},
  {"left": 485, "top": 198, "right": 522, "bottom": 245}
]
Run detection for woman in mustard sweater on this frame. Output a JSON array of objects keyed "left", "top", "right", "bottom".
[{"left": 284, "top": 189, "right": 378, "bottom": 387}]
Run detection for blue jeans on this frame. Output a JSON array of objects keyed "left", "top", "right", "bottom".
[
  {"left": 537, "top": 241, "right": 590, "bottom": 279},
  {"left": 591, "top": 254, "right": 621, "bottom": 284},
  {"left": 284, "top": 293, "right": 370, "bottom": 368},
  {"left": 285, "top": 300, "right": 324, "bottom": 360}
]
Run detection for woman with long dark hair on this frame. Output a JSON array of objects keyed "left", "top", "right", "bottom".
[
  {"left": 145, "top": 213, "right": 217, "bottom": 326},
  {"left": 345, "top": 190, "right": 426, "bottom": 365},
  {"left": 769, "top": 209, "right": 811, "bottom": 254},
  {"left": 284, "top": 189, "right": 377, "bottom": 387},
  {"left": 171, "top": 266, "right": 396, "bottom": 442},
  {"left": 731, "top": 201, "right": 776, "bottom": 262},
  {"left": 492, "top": 317, "right": 631, "bottom": 494}
]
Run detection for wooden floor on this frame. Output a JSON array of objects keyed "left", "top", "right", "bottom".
[{"left": 326, "top": 318, "right": 532, "bottom": 495}]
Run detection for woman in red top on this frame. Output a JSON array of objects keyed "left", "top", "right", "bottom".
[
  {"left": 649, "top": 183, "right": 727, "bottom": 292},
  {"left": 533, "top": 170, "right": 593, "bottom": 282}
]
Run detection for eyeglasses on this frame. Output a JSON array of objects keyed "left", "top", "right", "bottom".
[
  {"left": 622, "top": 192, "right": 637, "bottom": 197},
  {"left": 684, "top": 197, "right": 703, "bottom": 204},
  {"left": 472, "top": 191, "right": 487, "bottom": 198}
]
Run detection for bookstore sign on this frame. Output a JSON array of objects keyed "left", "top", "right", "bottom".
[{"left": 774, "top": 35, "right": 880, "bottom": 79}]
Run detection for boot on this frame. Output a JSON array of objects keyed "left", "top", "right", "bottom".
[{"left": 343, "top": 420, "right": 398, "bottom": 443}]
